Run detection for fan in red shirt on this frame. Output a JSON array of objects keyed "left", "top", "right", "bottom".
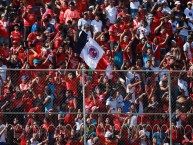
[
  {"left": 96, "top": 33, "right": 110, "bottom": 52},
  {"left": 109, "top": 19, "right": 122, "bottom": 50},
  {"left": 55, "top": 0, "right": 69, "bottom": 23},
  {"left": 10, "top": 24, "right": 23, "bottom": 45},
  {"left": 77, "top": 0, "right": 88, "bottom": 13},
  {"left": 151, "top": 34, "right": 169, "bottom": 63},
  {"left": 41, "top": 2, "right": 54, "bottom": 21},
  {"left": 22, "top": 5, "right": 36, "bottom": 40},
  {"left": 120, "top": 30, "right": 134, "bottom": 62},
  {"left": 64, "top": 72, "right": 80, "bottom": 97}
]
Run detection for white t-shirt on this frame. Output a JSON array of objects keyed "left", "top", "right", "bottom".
[
  {"left": 106, "top": 97, "right": 118, "bottom": 113},
  {"left": 75, "top": 118, "right": 82, "bottom": 131},
  {"left": 178, "top": 79, "right": 188, "bottom": 96},
  {"left": 30, "top": 139, "right": 39, "bottom": 145},
  {"left": 184, "top": 8, "right": 193, "bottom": 20},
  {"left": 139, "top": 129, "right": 147, "bottom": 145},
  {"left": 126, "top": 71, "right": 141, "bottom": 85},
  {"left": 177, "top": 21, "right": 189, "bottom": 36},
  {"left": 162, "top": 6, "right": 171, "bottom": 14},
  {"left": 130, "top": 1, "right": 140, "bottom": 9},
  {"left": 91, "top": 20, "right": 103, "bottom": 32},
  {"left": 129, "top": 115, "right": 137, "bottom": 128},
  {"left": 87, "top": 139, "right": 94, "bottom": 145},
  {"left": 126, "top": 84, "right": 135, "bottom": 103},
  {"left": 105, "top": 6, "right": 117, "bottom": 24},
  {"left": 183, "top": 42, "right": 192, "bottom": 60},
  {"left": 169, "top": 20, "right": 178, "bottom": 33},
  {"left": 116, "top": 95, "right": 124, "bottom": 108},
  {"left": 78, "top": 18, "right": 90, "bottom": 30},
  {"left": 136, "top": 26, "right": 150, "bottom": 39},
  {"left": 0, "top": 65, "right": 7, "bottom": 81},
  {"left": 0, "top": 124, "right": 6, "bottom": 142},
  {"left": 151, "top": 66, "right": 159, "bottom": 81}
]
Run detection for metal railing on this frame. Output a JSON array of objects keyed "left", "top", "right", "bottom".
[{"left": 0, "top": 69, "right": 192, "bottom": 144}]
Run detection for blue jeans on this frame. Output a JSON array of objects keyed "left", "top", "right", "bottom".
[
  {"left": 130, "top": 9, "right": 138, "bottom": 18},
  {"left": 0, "top": 142, "right": 6, "bottom": 145},
  {"left": 179, "top": 35, "right": 187, "bottom": 42}
]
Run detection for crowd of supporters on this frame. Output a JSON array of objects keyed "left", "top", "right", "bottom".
[{"left": 0, "top": 0, "right": 193, "bottom": 144}]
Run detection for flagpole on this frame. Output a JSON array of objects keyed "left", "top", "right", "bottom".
[{"left": 82, "top": 69, "right": 86, "bottom": 145}]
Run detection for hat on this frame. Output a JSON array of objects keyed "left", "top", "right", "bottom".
[
  {"left": 187, "top": 1, "right": 192, "bottom": 5},
  {"left": 14, "top": 52, "right": 18, "bottom": 55},
  {"left": 190, "top": 58, "right": 193, "bottom": 63},
  {"left": 105, "top": 131, "right": 113, "bottom": 138},
  {"left": 69, "top": 2, "right": 75, "bottom": 7},
  {"left": 93, "top": 136, "right": 100, "bottom": 143},
  {"left": 87, "top": 118, "right": 90, "bottom": 122},
  {"left": 162, "top": 0, "right": 167, "bottom": 3},
  {"left": 33, "top": 59, "right": 40, "bottom": 64},
  {"left": 166, "top": 52, "right": 171, "bottom": 56},
  {"left": 87, "top": 76, "right": 93, "bottom": 81},
  {"left": 91, "top": 106, "right": 99, "bottom": 112},
  {"left": 171, "top": 40, "right": 176, "bottom": 43},
  {"left": 1, "top": 13, "right": 5, "bottom": 17},
  {"left": 26, "top": 5, "right": 32, "bottom": 9},
  {"left": 88, "top": 132, "right": 96, "bottom": 138},
  {"left": 175, "top": 1, "right": 181, "bottom": 5},
  {"left": 187, "top": 35, "right": 192, "bottom": 40},
  {"left": 149, "top": 15, "right": 154, "bottom": 19},
  {"left": 46, "top": 2, "right": 52, "bottom": 7},
  {"left": 21, "top": 75, "right": 28, "bottom": 80},
  {"left": 83, "top": 11, "right": 88, "bottom": 15},
  {"left": 146, "top": 43, "right": 151, "bottom": 48}
]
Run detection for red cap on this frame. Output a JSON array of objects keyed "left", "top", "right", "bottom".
[
  {"left": 190, "top": 58, "right": 193, "bottom": 63},
  {"left": 190, "top": 94, "right": 193, "bottom": 100},
  {"left": 180, "top": 114, "right": 186, "bottom": 121},
  {"left": 26, "top": 5, "right": 32, "bottom": 9}
]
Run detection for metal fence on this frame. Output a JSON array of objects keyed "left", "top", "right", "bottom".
[{"left": 0, "top": 69, "right": 193, "bottom": 145}]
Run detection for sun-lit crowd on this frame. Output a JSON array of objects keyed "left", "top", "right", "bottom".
[{"left": 0, "top": 0, "right": 193, "bottom": 144}]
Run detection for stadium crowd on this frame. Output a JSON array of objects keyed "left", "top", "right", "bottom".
[{"left": 0, "top": 0, "right": 193, "bottom": 144}]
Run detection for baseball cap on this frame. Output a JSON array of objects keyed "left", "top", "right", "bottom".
[
  {"left": 21, "top": 75, "right": 28, "bottom": 80},
  {"left": 190, "top": 58, "right": 193, "bottom": 63},
  {"left": 1, "top": 13, "right": 5, "bottom": 17},
  {"left": 175, "top": 1, "right": 181, "bottom": 5},
  {"left": 26, "top": 5, "right": 32, "bottom": 9},
  {"left": 171, "top": 39, "right": 176, "bottom": 43},
  {"left": 33, "top": 59, "right": 40, "bottom": 64},
  {"left": 69, "top": 2, "right": 75, "bottom": 7},
  {"left": 162, "top": 0, "right": 167, "bottom": 3},
  {"left": 187, "top": 35, "right": 192, "bottom": 40},
  {"left": 87, "top": 76, "right": 93, "bottom": 81},
  {"left": 187, "top": 1, "right": 192, "bottom": 5},
  {"left": 93, "top": 136, "right": 100, "bottom": 143}
]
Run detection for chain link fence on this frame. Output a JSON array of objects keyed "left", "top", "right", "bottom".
[{"left": 0, "top": 69, "right": 193, "bottom": 145}]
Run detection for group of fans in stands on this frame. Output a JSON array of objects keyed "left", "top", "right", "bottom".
[{"left": 0, "top": 0, "right": 193, "bottom": 144}]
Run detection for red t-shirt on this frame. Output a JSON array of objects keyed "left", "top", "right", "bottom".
[
  {"left": 69, "top": 57, "right": 80, "bottom": 69},
  {"left": 109, "top": 25, "right": 121, "bottom": 42},
  {"left": 77, "top": 0, "right": 88, "bottom": 13},
  {"left": 120, "top": 41, "right": 132, "bottom": 60},
  {"left": 59, "top": 6, "right": 69, "bottom": 23},
  {"left": 10, "top": 31, "right": 23, "bottom": 44},
  {"left": 98, "top": 41, "right": 110, "bottom": 52},
  {"left": 0, "top": 24, "right": 9, "bottom": 38},
  {"left": 151, "top": 43, "right": 164, "bottom": 61},
  {"left": 23, "top": 12, "right": 36, "bottom": 26},
  {"left": 65, "top": 76, "right": 79, "bottom": 96}
]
